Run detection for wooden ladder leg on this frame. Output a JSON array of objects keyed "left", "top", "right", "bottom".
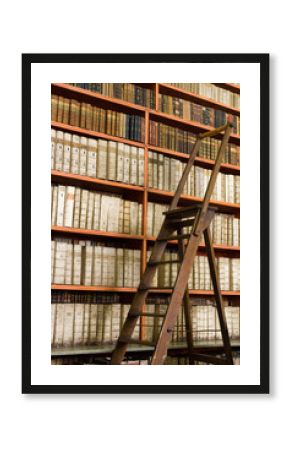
[
  {"left": 176, "top": 226, "right": 195, "bottom": 365},
  {"left": 203, "top": 227, "right": 233, "bottom": 365}
]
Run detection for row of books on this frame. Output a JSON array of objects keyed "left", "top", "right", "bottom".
[
  {"left": 51, "top": 129, "right": 145, "bottom": 185},
  {"left": 149, "top": 121, "right": 240, "bottom": 154},
  {"left": 51, "top": 95, "right": 145, "bottom": 142},
  {"left": 169, "top": 83, "right": 240, "bottom": 109},
  {"left": 148, "top": 151, "right": 240, "bottom": 204},
  {"left": 69, "top": 83, "right": 155, "bottom": 109},
  {"left": 51, "top": 239, "right": 141, "bottom": 287},
  {"left": 51, "top": 185, "right": 142, "bottom": 235},
  {"left": 195, "top": 137, "right": 240, "bottom": 165},
  {"left": 159, "top": 94, "right": 240, "bottom": 133},
  {"left": 148, "top": 250, "right": 240, "bottom": 291},
  {"left": 147, "top": 202, "right": 240, "bottom": 247},
  {"left": 51, "top": 293, "right": 240, "bottom": 348}
]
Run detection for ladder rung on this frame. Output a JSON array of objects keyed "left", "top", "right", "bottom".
[
  {"left": 139, "top": 312, "right": 166, "bottom": 318},
  {"left": 158, "top": 233, "right": 191, "bottom": 242},
  {"left": 148, "top": 259, "right": 181, "bottom": 266}
]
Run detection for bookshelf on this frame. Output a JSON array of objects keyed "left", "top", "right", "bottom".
[{"left": 51, "top": 82, "right": 240, "bottom": 362}]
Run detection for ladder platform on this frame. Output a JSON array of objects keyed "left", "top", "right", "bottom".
[{"left": 164, "top": 205, "right": 200, "bottom": 218}]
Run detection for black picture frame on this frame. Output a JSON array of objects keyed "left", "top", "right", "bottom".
[{"left": 22, "top": 53, "right": 269, "bottom": 394}]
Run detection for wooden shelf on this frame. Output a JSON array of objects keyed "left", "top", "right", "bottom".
[
  {"left": 51, "top": 339, "right": 240, "bottom": 357},
  {"left": 159, "top": 83, "right": 240, "bottom": 116},
  {"left": 51, "top": 170, "right": 144, "bottom": 199},
  {"left": 52, "top": 226, "right": 144, "bottom": 242},
  {"left": 147, "top": 188, "right": 240, "bottom": 214},
  {"left": 51, "top": 121, "right": 145, "bottom": 148},
  {"left": 148, "top": 144, "right": 240, "bottom": 174},
  {"left": 51, "top": 284, "right": 240, "bottom": 297},
  {"left": 213, "top": 83, "right": 240, "bottom": 94}
]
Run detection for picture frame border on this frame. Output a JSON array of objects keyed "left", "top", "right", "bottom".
[{"left": 22, "top": 53, "right": 269, "bottom": 394}]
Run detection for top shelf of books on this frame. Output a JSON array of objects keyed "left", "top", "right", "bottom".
[{"left": 51, "top": 83, "right": 240, "bottom": 145}]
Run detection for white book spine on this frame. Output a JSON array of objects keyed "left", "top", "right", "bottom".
[
  {"left": 116, "top": 143, "right": 124, "bottom": 182},
  {"left": 56, "top": 185, "right": 65, "bottom": 227},
  {"left": 63, "top": 132, "right": 71, "bottom": 173},
  {"left": 55, "top": 131, "right": 64, "bottom": 171},
  {"left": 71, "top": 134, "right": 80, "bottom": 174},
  {"left": 79, "top": 137, "right": 88, "bottom": 176},
  {"left": 51, "top": 129, "right": 56, "bottom": 170},
  {"left": 130, "top": 146, "right": 137, "bottom": 185},
  {"left": 63, "top": 186, "right": 75, "bottom": 228}
]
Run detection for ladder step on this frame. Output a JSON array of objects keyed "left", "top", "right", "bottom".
[
  {"left": 166, "top": 218, "right": 195, "bottom": 227},
  {"left": 158, "top": 233, "right": 191, "bottom": 242},
  {"left": 164, "top": 206, "right": 200, "bottom": 219},
  {"left": 139, "top": 312, "right": 166, "bottom": 318},
  {"left": 148, "top": 259, "right": 181, "bottom": 266},
  {"left": 128, "top": 311, "right": 165, "bottom": 318}
]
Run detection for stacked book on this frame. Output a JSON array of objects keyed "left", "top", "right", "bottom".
[
  {"left": 169, "top": 83, "right": 240, "bottom": 109},
  {"left": 159, "top": 94, "right": 240, "bottom": 134},
  {"left": 148, "top": 151, "right": 240, "bottom": 203},
  {"left": 51, "top": 129, "right": 145, "bottom": 186},
  {"left": 51, "top": 95, "right": 145, "bottom": 142},
  {"left": 69, "top": 83, "right": 155, "bottom": 109},
  {"left": 51, "top": 238, "right": 141, "bottom": 287},
  {"left": 52, "top": 185, "right": 143, "bottom": 235}
]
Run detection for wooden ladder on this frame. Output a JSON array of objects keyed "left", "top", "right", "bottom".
[{"left": 111, "top": 122, "right": 234, "bottom": 365}]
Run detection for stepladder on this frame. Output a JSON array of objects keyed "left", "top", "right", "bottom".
[{"left": 111, "top": 122, "right": 235, "bottom": 365}]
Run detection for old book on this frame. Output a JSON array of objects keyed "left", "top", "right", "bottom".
[
  {"left": 107, "top": 247, "right": 116, "bottom": 286},
  {"left": 157, "top": 153, "right": 164, "bottom": 190},
  {"left": 133, "top": 249, "right": 140, "bottom": 287},
  {"left": 54, "top": 302, "right": 64, "bottom": 347},
  {"left": 51, "top": 129, "right": 56, "bottom": 170},
  {"left": 138, "top": 148, "right": 145, "bottom": 186},
  {"left": 62, "top": 132, "right": 71, "bottom": 173},
  {"left": 73, "top": 188, "right": 81, "bottom": 229},
  {"left": 107, "top": 141, "right": 117, "bottom": 181},
  {"left": 55, "top": 130, "right": 64, "bottom": 171},
  {"left": 87, "top": 138, "right": 97, "bottom": 178},
  {"left": 73, "top": 243, "right": 82, "bottom": 284},
  {"left": 64, "top": 243, "right": 73, "bottom": 284},
  {"left": 53, "top": 240, "right": 66, "bottom": 284},
  {"left": 130, "top": 146, "right": 137, "bottom": 185},
  {"left": 83, "top": 299, "right": 91, "bottom": 345},
  {"left": 79, "top": 189, "right": 89, "bottom": 229},
  {"left": 73, "top": 300, "right": 84, "bottom": 346},
  {"left": 71, "top": 134, "right": 80, "bottom": 174},
  {"left": 51, "top": 240, "right": 55, "bottom": 282},
  {"left": 93, "top": 192, "right": 101, "bottom": 230},
  {"left": 84, "top": 243, "right": 93, "bottom": 286},
  {"left": 63, "top": 186, "right": 75, "bottom": 228},
  {"left": 62, "top": 299, "right": 74, "bottom": 347},
  {"left": 148, "top": 151, "right": 154, "bottom": 188},
  {"left": 86, "top": 191, "right": 95, "bottom": 230},
  {"left": 99, "top": 194, "right": 110, "bottom": 231},
  {"left": 107, "top": 196, "right": 120, "bottom": 232},
  {"left": 79, "top": 137, "right": 88, "bottom": 176},
  {"left": 89, "top": 298, "right": 98, "bottom": 344},
  {"left": 122, "top": 200, "right": 130, "bottom": 234},
  {"left": 116, "top": 143, "right": 124, "bottom": 182},
  {"left": 116, "top": 247, "right": 124, "bottom": 287},
  {"left": 51, "top": 185, "right": 58, "bottom": 226},
  {"left": 101, "top": 246, "right": 108, "bottom": 286},
  {"left": 51, "top": 95, "right": 58, "bottom": 121},
  {"left": 96, "top": 303, "right": 104, "bottom": 344},
  {"left": 92, "top": 244, "right": 102, "bottom": 285},
  {"left": 97, "top": 139, "right": 108, "bottom": 179},
  {"left": 56, "top": 185, "right": 65, "bottom": 226},
  {"left": 62, "top": 98, "right": 70, "bottom": 124},
  {"left": 123, "top": 144, "right": 130, "bottom": 184}
]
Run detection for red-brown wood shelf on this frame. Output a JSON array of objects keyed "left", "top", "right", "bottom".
[
  {"left": 146, "top": 235, "right": 240, "bottom": 254},
  {"left": 159, "top": 83, "right": 240, "bottom": 116},
  {"left": 213, "top": 83, "right": 240, "bottom": 94},
  {"left": 51, "top": 284, "right": 240, "bottom": 297},
  {"left": 51, "top": 226, "right": 144, "bottom": 242}
]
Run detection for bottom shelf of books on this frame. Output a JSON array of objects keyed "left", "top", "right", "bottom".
[{"left": 51, "top": 291, "right": 240, "bottom": 365}]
